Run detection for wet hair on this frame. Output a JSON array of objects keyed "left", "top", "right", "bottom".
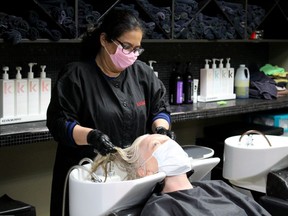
[
  {"left": 81, "top": 8, "right": 144, "bottom": 60},
  {"left": 90, "top": 134, "right": 149, "bottom": 180}
]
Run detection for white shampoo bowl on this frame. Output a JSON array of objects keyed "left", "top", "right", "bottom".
[
  {"left": 223, "top": 131, "right": 288, "bottom": 193},
  {"left": 69, "top": 164, "right": 166, "bottom": 216}
]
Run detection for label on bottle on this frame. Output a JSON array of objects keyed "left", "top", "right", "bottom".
[
  {"left": 28, "top": 79, "right": 40, "bottom": 115},
  {"left": 176, "top": 81, "right": 183, "bottom": 104}
]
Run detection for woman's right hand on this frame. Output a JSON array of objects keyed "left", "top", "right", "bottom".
[{"left": 87, "top": 129, "right": 117, "bottom": 155}]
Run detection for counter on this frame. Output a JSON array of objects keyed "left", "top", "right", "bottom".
[
  {"left": 1, "top": 97, "right": 288, "bottom": 147},
  {"left": 171, "top": 96, "right": 288, "bottom": 122}
]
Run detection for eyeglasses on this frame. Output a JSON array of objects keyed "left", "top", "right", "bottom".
[{"left": 112, "top": 39, "right": 144, "bottom": 56}]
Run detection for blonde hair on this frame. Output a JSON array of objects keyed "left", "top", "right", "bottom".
[{"left": 90, "top": 134, "right": 149, "bottom": 180}]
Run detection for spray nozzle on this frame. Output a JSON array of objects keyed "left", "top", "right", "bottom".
[
  {"left": 148, "top": 60, "right": 157, "bottom": 70},
  {"left": 16, "top": 66, "right": 22, "bottom": 79},
  {"left": 28, "top": 62, "right": 37, "bottom": 72},
  {"left": 28, "top": 62, "right": 37, "bottom": 79},
  {"left": 40, "top": 65, "right": 47, "bottom": 78},
  {"left": 226, "top": 58, "right": 231, "bottom": 68},
  {"left": 2, "top": 66, "right": 9, "bottom": 73},
  {"left": 41, "top": 65, "right": 46, "bottom": 72},
  {"left": 204, "top": 59, "right": 211, "bottom": 69},
  {"left": 212, "top": 58, "right": 218, "bottom": 69},
  {"left": 2, "top": 66, "right": 9, "bottom": 80},
  {"left": 219, "top": 58, "right": 224, "bottom": 68}
]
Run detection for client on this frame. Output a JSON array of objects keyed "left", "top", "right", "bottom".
[{"left": 90, "top": 134, "right": 271, "bottom": 216}]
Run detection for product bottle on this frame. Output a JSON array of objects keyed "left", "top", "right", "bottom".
[
  {"left": 226, "top": 58, "right": 235, "bottom": 96},
  {"left": 39, "top": 65, "right": 51, "bottom": 115},
  {"left": 148, "top": 60, "right": 158, "bottom": 77},
  {"left": 235, "top": 64, "right": 250, "bottom": 99},
  {"left": 199, "top": 59, "right": 212, "bottom": 99},
  {"left": 169, "top": 65, "right": 183, "bottom": 105},
  {"left": 219, "top": 58, "right": 227, "bottom": 96},
  {"left": 212, "top": 58, "right": 221, "bottom": 97},
  {"left": 184, "top": 62, "right": 193, "bottom": 104},
  {"left": 15, "top": 66, "right": 28, "bottom": 116},
  {"left": 0, "top": 66, "right": 15, "bottom": 118},
  {"left": 193, "top": 79, "right": 199, "bottom": 103},
  {"left": 27, "top": 62, "right": 40, "bottom": 115}
]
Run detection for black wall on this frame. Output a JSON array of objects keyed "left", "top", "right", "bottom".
[{"left": 0, "top": 42, "right": 269, "bottom": 95}]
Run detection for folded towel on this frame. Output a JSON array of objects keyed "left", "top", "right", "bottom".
[
  {"left": 2, "top": 29, "right": 22, "bottom": 44},
  {"left": 260, "top": 64, "right": 285, "bottom": 76}
]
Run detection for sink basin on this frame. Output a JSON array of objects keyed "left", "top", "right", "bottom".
[
  {"left": 69, "top": 163, "right": 166, "bottom": 216},
  {"left": 68, "top": 153, "right": 221, "bottom": 216},
  {"left": 223, "top": 131, "right": 288, "bottom": 193}
]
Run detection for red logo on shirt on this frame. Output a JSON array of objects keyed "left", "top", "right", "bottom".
[{"left": 136, "top": 100, "right": 146, "bottom": 107}]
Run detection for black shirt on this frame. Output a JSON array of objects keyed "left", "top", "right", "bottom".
[{"left": 47, "top": 59, "right": 171, "bottom": 148}]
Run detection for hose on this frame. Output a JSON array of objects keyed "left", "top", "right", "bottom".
[{"left": 62, "top": 159, "right": 102, "bottom": 216}]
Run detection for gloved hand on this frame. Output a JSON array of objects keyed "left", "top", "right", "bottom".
[
  {"left": 155, "top": 126, "right": 176, "bottom": 140},
  {"left": 87, "top": 129, "right": 117, "bottom": 156}
]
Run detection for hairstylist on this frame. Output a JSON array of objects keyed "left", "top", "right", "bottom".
[{"left": 47, "top": 8, "right": 174, "bottom": 216}]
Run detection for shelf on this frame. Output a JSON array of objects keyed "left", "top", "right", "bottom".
[
  {"left": 1, "top": 38, "right": 287, "bottom": 45},
  {"left": 1, "top": 96, "right": 288, "bottom": 148},
  {"left": 142, "top": 39, "right": 288, "bottom": 43},
  {"left": 0, "top": 0, "right": 287, "bottom": 43}
]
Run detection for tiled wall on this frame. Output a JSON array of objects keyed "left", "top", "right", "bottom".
[{"left": 0, "top": 41, "right": 269, "bottom": 95}]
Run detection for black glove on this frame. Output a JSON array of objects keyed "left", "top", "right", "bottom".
[
  {"left": 87, "top": 129, "right": 117, "bottom": 156},
  {"left": 155, "top": 126, "right": 176, "bottom": 140}
]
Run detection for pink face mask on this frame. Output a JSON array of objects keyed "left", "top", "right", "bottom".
[{"left": 106, "top": 44, "right": 138, "bottom": 70}]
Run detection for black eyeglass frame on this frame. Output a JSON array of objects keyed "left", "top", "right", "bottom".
[{"left": 113, "top": 39, "right": 145, "bottom": 56}]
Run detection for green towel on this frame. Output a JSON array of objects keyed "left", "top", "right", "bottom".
[{"left": 260, "top": 64, "right": 285, "bottom": 75}]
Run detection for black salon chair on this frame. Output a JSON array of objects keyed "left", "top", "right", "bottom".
[
  {"left": 259, "top": 167, "right": 288, "bottom": 216},
  {"left": 0, "top": 194, "right": 36, "bottom": 216}
]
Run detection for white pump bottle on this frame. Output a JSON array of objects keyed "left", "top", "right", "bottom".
[
  {"left": 27, "top": 62, "right": 40, "bottom": 115},
  {"left": 199, "top": 59, "right": 213, "bottom": 100},
  {"left": 0, "top": 66, "right": 15, "bottom": 118},
  {"left": 39, "top": 65, "right": 51, "bottom": 115},
  {"left": 15, "top": 66, "right": 28, "bottom": 116}
]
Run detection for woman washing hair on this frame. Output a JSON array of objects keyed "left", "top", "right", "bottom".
[
  {"left": 47, "top": 8, "right": 174, "bottom": 215},
  {"left": 91, "top": 134, "right": 271, "bottom": 216}
]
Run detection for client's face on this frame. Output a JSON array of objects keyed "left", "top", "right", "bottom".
[
  {"left": 137, "top": 134, "right": 192, "bottom": 178},
  {"left": 137, "top": 134, "right": 170, "bottom": 177}
]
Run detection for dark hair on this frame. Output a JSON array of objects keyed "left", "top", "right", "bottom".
[{"left": 81, "top": 8, "right": 144, "bottom": 60}]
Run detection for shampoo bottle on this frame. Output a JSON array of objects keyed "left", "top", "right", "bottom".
[
  {"left": 219, "top": 58, "right": 227, "bottom": 96},
  {"left": 169, "top": 65, "right": 183, "bottom": 105},
  {"left": 235, "top": 64, "right": 250, "bottom": 99},
  {"left": 15, "top": 66, "right": 28, "bottom": 116},
  {"left": 39, "top": 65, "right": 51, "bottom": 115},
  {"left": 184, "top": 62, "right": 193, "bottom": 104},
  {"left": 193, "top": 79, "right": 199, "bottom": 103},
  {"left": 27, "top": 62, "right": 40, "bottom": 115},
  {"left": 199, "top": 59, "right": 212, "bottom": 98},
  {"left": 226, "top": 58, "right": 235, "bottom": 96},
  {"left": 0, "top": 66, "right": 15, "bottom": 118},
  {"left": 212, "top": 58, "right": 221, "bottom": 96}
]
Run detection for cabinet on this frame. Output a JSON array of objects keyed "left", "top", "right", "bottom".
[
  {"left": 173, "top": 0, "right": 288, "bottom": 40},
  {"left": 0, "top": 0, "right": 287, "bottom": 42}
]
